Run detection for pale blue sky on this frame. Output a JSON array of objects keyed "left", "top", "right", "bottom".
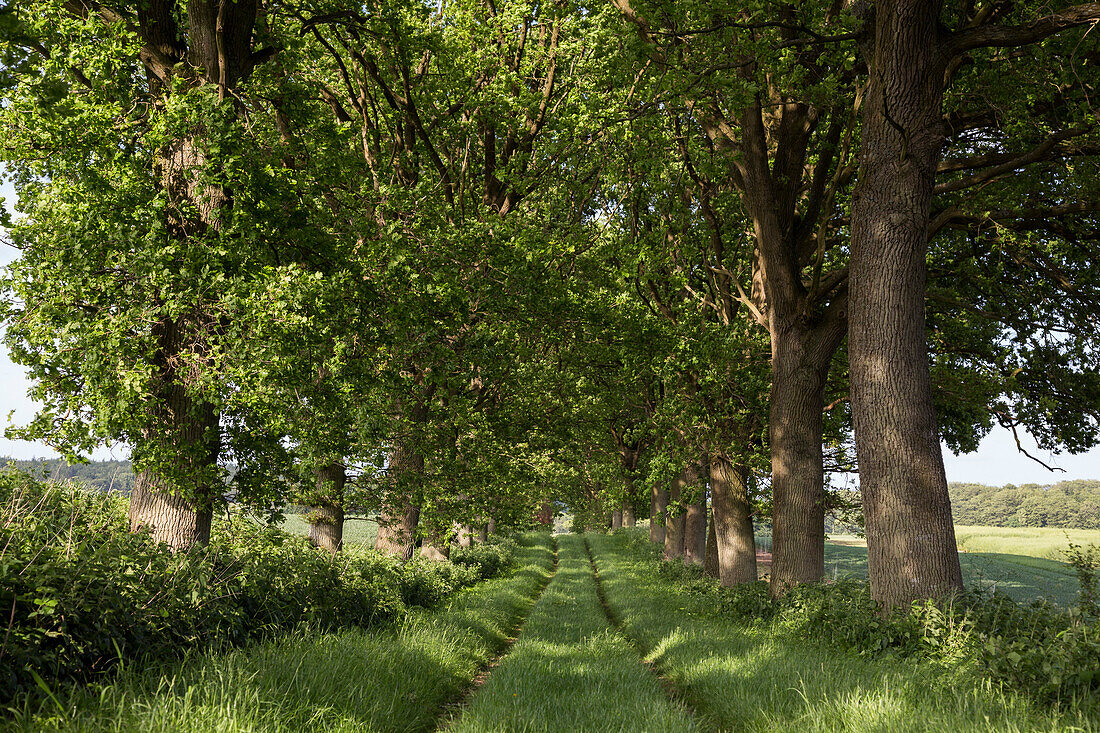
[{"left": 1, "top": 179, "right": 1097, "bottom": 484}]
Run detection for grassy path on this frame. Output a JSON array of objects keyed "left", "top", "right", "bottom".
[
  {"left": 5, "top": 533, "right": 557, "bottom": 733},
  {"left": 587, "top": 532, "right": 1096, "bottom": 733},
  {"left": 444, "top": 534, "right": 697, "bottom": 732}
]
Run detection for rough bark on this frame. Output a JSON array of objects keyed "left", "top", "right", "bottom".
[
  {"left": 683, "top": 489, "right": 707, "bottom": 566},
  {"left": 611, "top": 509, "right": 623, "bottom": 529},
  {"left": 128, "top": 318, "right": 220, "bottom": 551},
  {"left": 487, "top": 517, "right": 496, "bottom": 534},
  {"left": 768, "top": 350, "right": 829, "bottom": 594},
  {"left": 709, "top": 452, "right": 757, "bottom": 585},
  {"left": 477, "top": 524, "right": 488, "bottom": 543},
  {"left": 704, "top": 505, "right": 719, "bottom": 577},
  {"left": 308, "top": 463, "right": 346, "bottom": 555},
  {"left": 663, "top": 471, "right": 686, "bottom": 561},
  {"left": 649, "top": 481, "right": 668, "bottom": 544},
  {"left": 622, "top": 501, "right": 636, "bottom": 527},
  {"left": 850, "top": 0, "right": 963, "bottom": 609},
  {"left": 375, "top": 431, "right": 422, "bottom": 560}
]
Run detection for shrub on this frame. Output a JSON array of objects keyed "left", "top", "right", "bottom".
[{"left": 0, "top": 471, "right": 512, "bottom": 703}]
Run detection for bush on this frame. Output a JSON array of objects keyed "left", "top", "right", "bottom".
[{"left": 0, "top": 471, "right": 512, "bottom": 703}]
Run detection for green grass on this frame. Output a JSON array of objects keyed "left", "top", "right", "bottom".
[
  {"left": 587, "top": 532, "right": 1099, "bottom": 733},
  {"left": 822, "top": 543, "right": 1082, "bottom": 606},
  {"left": 954, "top": 525, "right": 1100, "bottom": 559},
  {"left": 445, "top": 534, "right": 695, "bottom": 732},
  {"left": 5, "top": 533, "right": 555, "bottom": 733},
  {"left": 279, "top": 514, "right": 379, "bottom": 546}
]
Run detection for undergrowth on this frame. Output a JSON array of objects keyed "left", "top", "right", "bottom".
[{"left": 0, "top": 471, "right": 514, "bottom": 705}]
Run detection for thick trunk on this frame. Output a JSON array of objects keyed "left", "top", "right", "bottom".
[
  {"left": 768, "top": 344, "right": 828, "bottom": 594},
  {"left": 704, "top": 505, "right": 719, "bottom": 577},
  {"left": 375, "top": 500, "right": 420, "bottom": 560},
  {"left": 611, "top": 509, "right": 623, "bottom": 529},
  {"left": 308, "top": 463, "right": 346, "bottom": 555},
  {"left": 683, "top": 490, "right": 707, "bottom": 566},
  {"left": 487, "top": 517, "right": 496, "bottom": 534},
  {"left": 128, "top": 319, "right": 220, "bottom": 551},
  {"left": 456, "top": 524, "right": 473, "bottom": 548},
  {"left": 663, "top": 472, "right": 686, "bottom": 561},
  {"left": 709, "top": 452, "right": 757, "bottom": 585},
  {"left": 477, "top": 524, "right": 488, "bottom": 543},
  {"left": 622, "top": 501, "right": 636, "bottom": 527},
  {"left": 420, "top": 533, "right": 450, "bottom": 561},
  {"left": 649, "top": 482, "right": 668, "bottom": 544},
  {"left": 850, "top": 0, "right": 963, "bottom": 610}
]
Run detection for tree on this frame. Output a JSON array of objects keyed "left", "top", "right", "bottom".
[{"left": 849, "top": 0, "right": 1100, "bottom": 609}]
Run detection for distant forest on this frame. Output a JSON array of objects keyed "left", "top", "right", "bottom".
[
  {"left": 950, "top": 480, "right": 1100, "bottom": 529},
  {"left": 2, "top": 458, "right": 134, "bottom": 495}
]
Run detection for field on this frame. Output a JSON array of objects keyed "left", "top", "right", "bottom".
[
  {"left": 279, "top": 514, "right": 379, "bottom": 546},
  {"left": 823, "top": 525, "right": 1100, "bottom": 606}
]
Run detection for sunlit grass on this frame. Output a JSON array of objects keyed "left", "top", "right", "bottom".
[
  {"left": 279, "top": 513, "right": 379, "bottom": 546},
  {"left": 954, "top": 525, "right": 1100, "bottom": 559},
  {"left": 4, "top": 533, "right": 556, "bottom": 733},
  {"left": 445, "top": 534, "right": 695, "bottom": 732},
  {"left": 587, "top": 532, "right": 1100, "bottom": 733}
]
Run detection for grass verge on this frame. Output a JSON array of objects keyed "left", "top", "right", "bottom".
[
  {"left": 587, "top": 532, "right": 1099, "bottom": 733},
  {"left": 3, "top": 533, "right": 556, "bottom": 733},
  {"left": 444, "top": 534, "right": 696, "bottom": 732}
]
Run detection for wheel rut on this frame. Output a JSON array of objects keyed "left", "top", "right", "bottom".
[
  {"left": 428, "top": 535, "right": 560, "bottom": 731},
  {"left": 584, "top": 537, "right": 714, "bottom": 733}
]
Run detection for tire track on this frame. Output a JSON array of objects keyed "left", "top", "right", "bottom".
[
  {"left": 428, "top": 535, "right": 560, "bottom": 731},
  {"left": 584, "top": 537, "right": 715, "bottom": 733}
]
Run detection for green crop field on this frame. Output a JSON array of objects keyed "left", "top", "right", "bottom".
[{"left": 953, "top": 525, "right": 1100, "bottom": 558}]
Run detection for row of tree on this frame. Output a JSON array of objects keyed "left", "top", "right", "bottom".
[
  {"left": 1, "top": 0, "right": 1098, "bottom": 610},
  {"left": 950, "top": 480, "right": 1100, "bottom": 529}
]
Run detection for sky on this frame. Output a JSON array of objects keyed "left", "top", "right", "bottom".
[{"left": 1, "top": 179, "right": 1098, "bottom": 484}]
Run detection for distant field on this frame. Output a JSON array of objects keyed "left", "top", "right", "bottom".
[
  {"left": 280, "top": 514, "right": 379, "bottom": 546},
  {"left": 953, "top": 525, "right": 1100, "bottom": 558},
  {"left": 823, "top": 542, "right": 1082, "bottom": 606}
]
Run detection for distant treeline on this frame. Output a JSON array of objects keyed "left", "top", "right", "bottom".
[
  {"left": 2, "top": 457, "right": 134, "bottom": 495},
  {"left": 949, "top": 480, "right": 1100, "bottom": 529}
]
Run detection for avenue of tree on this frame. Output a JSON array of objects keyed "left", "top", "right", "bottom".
[{"left": 1, "top": 0, "right": 1098, "bottom": 610}]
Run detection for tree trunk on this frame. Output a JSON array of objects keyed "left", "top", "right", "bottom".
[
  {"left": 611, "top": 509, "right": 623, "bottom": 529},
  {"left": 663, "top": 473, "right": 686, "bottom": 561},
  {"left": 478, "top": 524, "right": 488, "bottom": 543},
  {"left": 487, "top": 517, "right": 496, "bottom": 534},
  {"left": 683, "top": 490, "right": 707, "bottom": 566},
  {"left": 128, "top": 318, "right": 220, "bottom": 551},
  {"left": 623, "top": 501, "right": 636, "bottom": 527},
  {"left": 308, "top": 463, "right": 346, "bottom": 555},
  {"left": 850, "top": 0, "right": 963, "bottom": 610},
  {"left": 704, "top": 505, "right": 719, "bottom": 577},
  {"left": 649, "top": 482, "right": 668, "bottom": 544},
  {"left": 375, "top": 431, "right": 422, "bottom": 560},
  {"left": 456, "top": 524, "right": 473, "bottom": 548},
  {"left": 709, "top": 452, "right": 757, "bottom": 585},
  {"left": 420, "top": 533, "right": 450, "bottom": 561},
  {"left": 768, "top": 346, "right": 829, "bottom": 594}
]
